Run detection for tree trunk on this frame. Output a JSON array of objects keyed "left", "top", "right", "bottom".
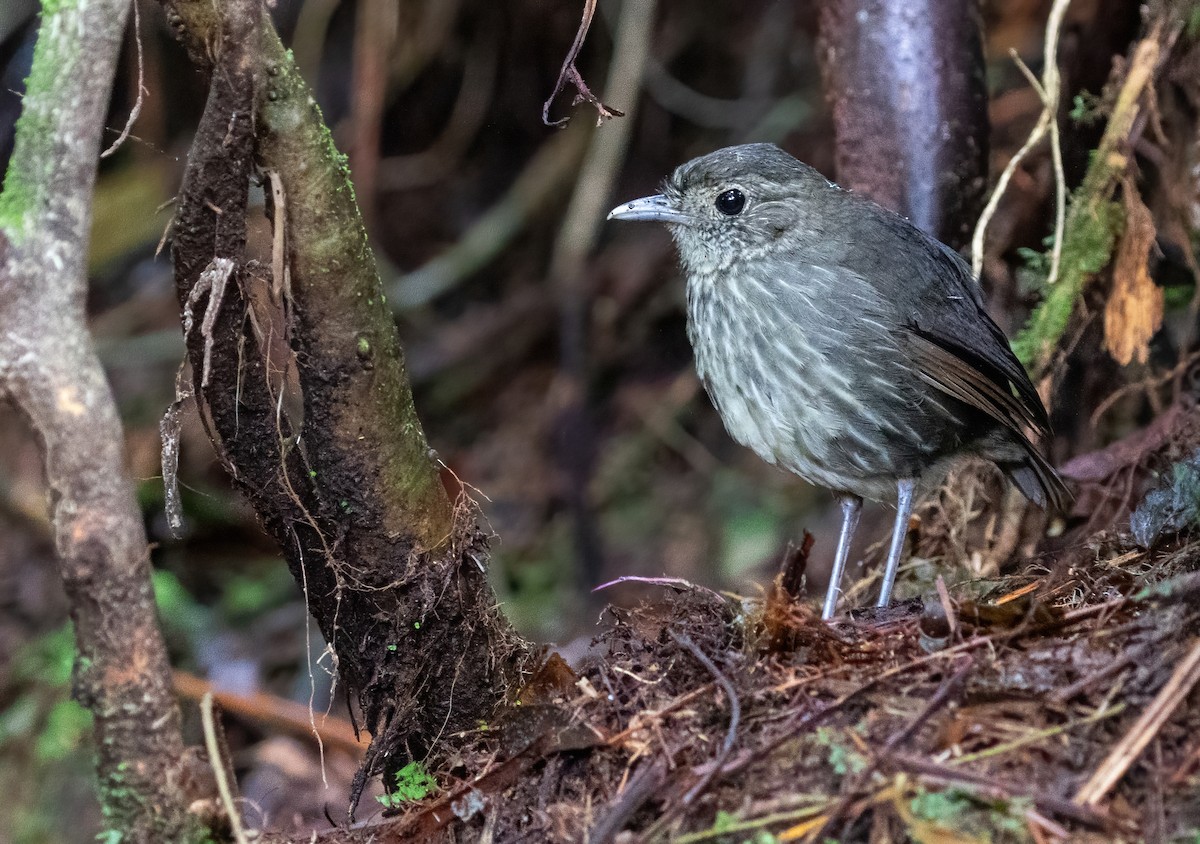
[
  {"left": 818, "top": 0, "right": 989, "bottom": 250},
  {"left": 0, "top": 0, "right": 211, "bottom": 839}
]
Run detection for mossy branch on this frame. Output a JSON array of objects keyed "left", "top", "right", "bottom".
[
  {"left": 1013, "top": 19, "right": 1179, "bottom": 375},
  {"left": 159, "top": 0, "right": 528, "bottom": 815},
  {"left": 0, "top": 0, "right": 213, "bottom": 839},
  {"left": 1011, "top": 194, "right": 1123, "bottom": 368}
]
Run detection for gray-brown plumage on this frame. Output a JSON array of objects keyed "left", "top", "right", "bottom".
[{"left": 608, "top": 143, "right": 1069, "bottom": 619}]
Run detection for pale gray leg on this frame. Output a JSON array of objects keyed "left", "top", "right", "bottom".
[
  {"left": 876, "top": 478, "right": 917, "bottom": 608},
  {"left": 822, "top": 494, "right": 863, "bottom": 621}
]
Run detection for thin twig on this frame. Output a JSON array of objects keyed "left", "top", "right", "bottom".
[
  {"left": 390, "top": 127, "right": 588, "bottom": 309},
  {"left": 1050, "top": 643, "right": 1146, "bottom": 704},
  {"left": 1074, "top": 637, "right": 1200, "bottom": 806},
  {"left": 543, "top": 0, "right": 626, "bottom": 126},
  {"left": 890, "top": 753, "right": 1107, "bottom": 827},
  {"left": 971, "top": 0, "right": 1071, "bottom": 281},
  {"left": 1090, "top": 349, "right": 1200, "bottom": 426},
  {"left": 589, "top": 759, "right": 668, "bottom": 844},
  {"left": 378, "top": 28, "right": 498, "bottom": 190},
  {"left": 593, "top": 574, "right": 724, "bottom": 601},
  {"left": 200, "top": 693, "right": 250, "bottom": 844},
  {"left": 934, "top": 575, "right": 958, "bottom": 640},
  {"left": 175, "top": 671, "right": 363, "bottom": 754},
  {"left": 882, "top": 655, "right": 973, "bottom": 753},
  {"left": 159, "top": 364, "right": 192, "bottom": 537},
  {"left": 814, "top": 656, "right": 975, "bottom": 841},
  {"left": 951, "top": 702, "right": 1125, "bottom": 766},
  {"left": 183, "top": 258, "right": 235, "bottom": 387},
  {"left": 669, "top": 632, "right": 741, "bottom": 806},
  {"left": 102, "top": 0, "right": 145, "bottom": 158}
]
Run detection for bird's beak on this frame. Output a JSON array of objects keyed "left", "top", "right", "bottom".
[{"left": 607, "top": 194, "right": 692, "bottom": 225}]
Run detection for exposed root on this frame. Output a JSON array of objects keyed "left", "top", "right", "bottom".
[{"left": 183, "top": 257, "right": 236, "bottom": 387}]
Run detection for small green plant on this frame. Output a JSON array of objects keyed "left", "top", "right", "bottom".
[
  {"left": 709, "top": 810, "right": 739, "bottom": 833},
  {"left": 1069, "top": 90, "right": 1103, "bottom": 125},
  {"left": 907, "top": 785, "right": 1029, "bottom": 840},
  {"left": 813, "top": 726, "right": 868, "bottom": 776},
  {"left": 745, "top": 832, "right": 779, "bottom": 844},
  {"left": 375, "top": 761, "right": 437, "bottom": 808},
  {"left": 908, "top": 787, "right": 975, "bottom": 824}
]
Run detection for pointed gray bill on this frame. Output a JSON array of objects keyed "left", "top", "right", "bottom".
[{"left": 607, "top": 194, "right": 692, "bottom": 224}]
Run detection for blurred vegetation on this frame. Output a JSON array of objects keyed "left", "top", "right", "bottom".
[
  {"left": 0, "top": 625, "right": 99, "bottom": 843},
  {"left": 0, "top": 0, "right": 1196, "bottom": 840}
]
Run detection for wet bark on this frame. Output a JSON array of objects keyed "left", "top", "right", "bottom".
[
  {"left": 159, "top": 0, "right": 529, "bottom": 813},
  {"left": 817, "top": 0, "right": 989, "bottom": 250}
]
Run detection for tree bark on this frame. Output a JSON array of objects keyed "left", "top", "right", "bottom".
[
  {"left": 0, "top": 0, "right": 210, "bottom": 840},
  {"left": 158, "top": 0, "right": 530, "bottom": 813},
  {"left": 817, "top": 0, "right": 989, "bottom": 250}
]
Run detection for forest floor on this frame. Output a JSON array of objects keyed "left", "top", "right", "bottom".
[{"left": 288, "top": 414, "right": 1200, "bottom": 844}]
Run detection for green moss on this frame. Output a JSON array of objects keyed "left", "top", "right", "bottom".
[
  {"left": 39, "top": 0, "right": 74, "bottom": 15},
  {"left": 1012, "top": 196, "right": 1123, "bottom": 368},
  {"left": 0, "top": 0, "right": 77, "bottom": 240}
]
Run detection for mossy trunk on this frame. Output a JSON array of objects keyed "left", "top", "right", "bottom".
[{"left": 160, "top": 0, "right": 529, "bottom": 811}]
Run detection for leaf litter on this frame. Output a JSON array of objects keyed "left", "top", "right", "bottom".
[{"left": 287, "top": 441, "right": 1200, "bottom": 843}]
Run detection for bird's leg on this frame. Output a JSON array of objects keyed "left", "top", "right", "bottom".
[
  {"left": 822, "top": 494, "right": 863, "bottom": 621},
  {"left": 876, "top": 478, "right": 917, "bottom": 608}
]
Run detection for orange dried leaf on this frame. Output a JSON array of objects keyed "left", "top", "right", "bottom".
[
  {"left": 993, "top": 580, "right": 1040, "bottom": 605},
  {"left": 1104, "top": 189, "right": 1162, "bottom": 365}
]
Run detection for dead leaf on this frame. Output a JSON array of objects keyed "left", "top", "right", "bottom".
[{"left": 1104, "top": 184, "right": 1163, "bottom": 365}]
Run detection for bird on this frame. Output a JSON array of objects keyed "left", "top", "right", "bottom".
[{"left": 608, "top": 143, "right": 1069, "bottom": 620}]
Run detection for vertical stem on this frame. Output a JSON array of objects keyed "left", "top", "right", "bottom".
[
  {"left": 0, "top": 0, "right": 208, "bottom": 839},
  {"left": 818, "top": 0, "right": 989, "bottom": 249}
]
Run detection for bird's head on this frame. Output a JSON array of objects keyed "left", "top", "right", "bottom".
[{"left": 608, "top": 143, "right": 839, "bottom": 273}]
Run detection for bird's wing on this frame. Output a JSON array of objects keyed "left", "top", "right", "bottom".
[
  {"left": 831, "top": 197, "right": 1050, "bottom": 438},
  {"left": 902, "top": 327, "right": 1045, "bottom": 435},
  {"left": 901, "top": 243, "right": 1051, "bottom": 438}
]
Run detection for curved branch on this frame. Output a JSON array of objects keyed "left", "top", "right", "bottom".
[
  {"left": 159, "top": 0, "right": 529, "bottom": 815},
  {"left": 0, "top": 0, "right": 210, "bottom": 839}
]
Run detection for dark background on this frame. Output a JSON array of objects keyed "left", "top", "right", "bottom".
[{"left": 0, "top": 0, "right": 1178, "bottom": 838}]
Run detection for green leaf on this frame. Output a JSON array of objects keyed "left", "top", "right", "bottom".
[{"left": 375, "top": 761, "right": 437, "bottom": 807}]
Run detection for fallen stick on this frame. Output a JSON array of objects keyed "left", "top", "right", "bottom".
[{"left": 1074, "top": 636, "right": 1200, "bottom": 806}]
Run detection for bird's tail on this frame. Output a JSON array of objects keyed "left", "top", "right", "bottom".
[{"left": 1005, "top": 446, "right": 1073, "bottom": 515}]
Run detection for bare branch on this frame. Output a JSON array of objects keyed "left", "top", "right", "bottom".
[
  {"left": 0, "top": 0, "right": 210, "bottom": 838},
  {"left": 543, "top": 0, "right": 627, "bottom": 127}
]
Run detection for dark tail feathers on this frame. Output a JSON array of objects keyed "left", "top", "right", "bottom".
[{"left": 1006, "top": 447, "right": 1072, "bottom": 515}]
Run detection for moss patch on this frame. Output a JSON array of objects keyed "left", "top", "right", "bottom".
[
  {"left": 1011, "top": 195, "right": 1123, "bottom": 368},
  {"left": 0, "top": 0, "right": 77, "bottom": 241}
]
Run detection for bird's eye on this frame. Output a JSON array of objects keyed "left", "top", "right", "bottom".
[{"left": 715, "top": 189, "right": 746, "bottom": 216}]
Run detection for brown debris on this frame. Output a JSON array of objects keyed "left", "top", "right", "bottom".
[
  {"left": 1104, "top": 184, "right": 1164, "bottom": 366},
  {"left": 273, "top": 528, "right": 1200, "bottom": 842},
  {"left": 542, "top": 0, "right": 626, "bottom": 127}
]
